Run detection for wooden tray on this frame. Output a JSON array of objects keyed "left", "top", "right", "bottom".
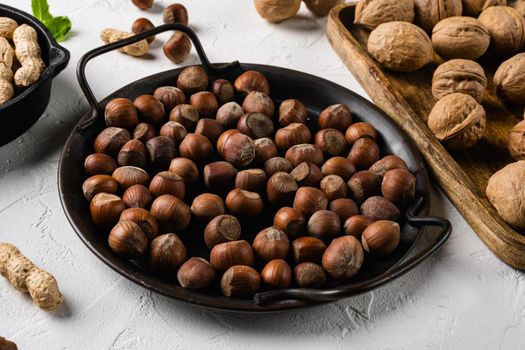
[{"left": 327, "top": 3, "right": 525, "bottom": 270}]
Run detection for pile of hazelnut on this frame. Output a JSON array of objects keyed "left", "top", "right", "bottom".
[{"left": 82, "top": 67, "right": 416, "bottom": 298}]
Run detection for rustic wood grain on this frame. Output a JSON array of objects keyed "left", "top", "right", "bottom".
[{"left": 327, "top": 3, "right": 525, "bottom": 270}]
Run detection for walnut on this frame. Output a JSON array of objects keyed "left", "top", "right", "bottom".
[
  {"left": 509, "top": 120, "right": 525, "bottom": 160},
  {"left": 427, "top": 93, "right": 486, "bottom": 151},
  {"left": 413, "top": 0, "right": 463, "bottom": 32},
  {"left": 253, "top": 0, "right": 301, "bottom": 23},
  {"left": 354, "top": 0, "right": 415, "bottom": 30},
  {"left": 432, "top": 59, "right": 487, "bottom": 102},
  {"left": 367, "top": 21, "right": 433, "bottom": 72},
  {"left": 431, "top": 16, "right": 490, "bottom": 60},
  {"left": 494, "top": 53, "right": 525, "bottom": 104},
  {"left": 509, "top": 0, "right": 525, "bottom": 18},
  {"left": 478, "top": 6, "right": 525, "bottom": 54},
  {"left": 486, "top": 160, "right": 525, "bottom": 229},
  {"left": 463, "top": 0, "right": 507, "bottom": 16},
  {"left": 304, "top": 0, "right": 345, "bottom": 16}
]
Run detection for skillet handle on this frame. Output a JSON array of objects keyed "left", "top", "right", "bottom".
[
  {"left": 76, "top": 24, "right": 240, "bottom": 132},
  {"left": 254, "top": 197, "right": 451, "bottom": 305}
]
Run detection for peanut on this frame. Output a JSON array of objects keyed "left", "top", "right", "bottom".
[
  {"left": 13, "top": 24, "right": 46, "bottom": 87},
  {"left": 0, "top": 17, "right": 17, "bottom": 39},
  {"left": 0, "top": 37, "right": 14, "bottom": 105},
  {"left": 100, "top": 28, "right": 149, "bottom": 57}
]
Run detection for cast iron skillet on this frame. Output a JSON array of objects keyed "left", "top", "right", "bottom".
[
  {"left": 59, "top": 24, "right": 451, "bottom": 312},
  {"left": 0, "top": 4, "right": 70, "bottom": 146}
]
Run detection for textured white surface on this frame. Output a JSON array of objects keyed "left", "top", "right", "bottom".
[{"left": 0, "top": 1, "right": 523, "bottom": 349}]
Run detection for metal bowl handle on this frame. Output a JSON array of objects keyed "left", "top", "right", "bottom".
[
  {"left": 76, "top": 24, "right": 240, "bottom": 132},
  {"left": 254, "top": 197, "right": 451, "bottom": 305}
]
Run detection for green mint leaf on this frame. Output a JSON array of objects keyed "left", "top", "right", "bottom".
[
  {"left": 31, "top": 0, "right": 52, "bottom": 21},
  {"left": 32, "top": 0, "right": 72, "bottom": 41}
]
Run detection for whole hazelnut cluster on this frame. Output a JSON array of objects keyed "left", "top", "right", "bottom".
[{"left": 82, "top": 67, "right": 417, "bottom": 298}]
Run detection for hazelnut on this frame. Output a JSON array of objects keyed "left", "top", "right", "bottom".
[
  {"left": 413, "top": 0, "right": 463, "bottom": 32},
  {"left": 263, "top": 157, "right": 292, "bottom": 177},
  {"left": 154, "top": 86, "right": 186, "bottom": 111},
  {"left": 360, "top": 196, "right": 400, "bottom": 221},
  {"left": 134, "top": 95, "right": 165, "bottom": 126},
  {"left": 343, "top": 215, "right": 375, "bottom": 239},
  {"left": 117, "top": 139, "right": 146, "bottom": 168},
  {"left": 285, "top": 143, "right": 324, "bottom": 167},
  {"left": 191, "top": 193, "right": 226, "bottom": 222},
  {"left": 369, "top": 155, "right": 409, "bottom": 178},
  {"left": 292, "top": 236, "right": 326, "bottom": 264},
  {"left": 221, "top": 265, "right": 260, "bottom": 297},
  {"left": 318, "top": 104, "right": 352, "bottom": 132},
  {"left": 293, "top": 186, "right": 328, "bottom": 217},
  {"left": 84, "top": 153, "right": 118, "bottom": 176},
  {"left": 478, "top": 6, "right": 525, "bottom": 54},
  {"left": 252, "top": 227, "right": 290, "bottom": 262},
  {"left": 90, "top": 193, "right": 125, "bottom": 227},
  {"left": 0, "top": 337, "right": 18, "bottom": 350},
  {"left": 307, "top": 210, "right": 341, "bottom": 241},
  {"left": 133, "top": 123, "right": 156, "bottom": 143},
  {"left": 354, "top": 0, "right": 414, "bottom": 30},
  {"left": 149, "top": 233, "right": 187, "bottom": 276},
  {"left": 278, "top": 99, "right": 307, "bottom": 126},
  {"left": 203, "top": 161, "right": 238, "bottom": 190},
  {"left": 204, "top": 214, "right": 241, "bottom": 248},
  {"left": 290, "top": 161, "right": 323, "bottom": 187},
  {"left": 163, "top": 3, "right": 189, "bottom": 25},
  {"left": 274, "top": 206, "right": 305, "bottom": 238},
  {"left": 163, "top": 31, "right": 192, "bottom": 64},
  {"left": 179, "top": 133, "right": 213, "bottom": 161},
  {"left": 320, "top": 175, "right": 347, "bottom": 201},
  {"left": 216, "top": 102, "right": 244, "bottom": 128},
  {"left": 131, "top": 18, "right": 155, "bottom": 44},
  {"left": 345, "top": 122, "right": 377, "bottom": 144},
  {"left": 242, "top": 91, "right": 275, "bottom": 118},
  {"left": 149, "top": 171, "right": 185, "bottom": 199},
  {"left": 314, "top": 128, "right": 346, "bottom": 156},
  {"left": 190, "top": 91, "right": 218, "bottom": 117},
  {"left": 122, "top": 184, "right": 153, "bottom": 209},
  {"left": 348, "top": 137, "right": 380, "bottom": 169},
  {"left": 108, "top": 221, "right": 148, "bottom": 259},
  {"left": 120, "top": 207, "right": 159, "bottom": 240},
  {"left": 168, "top": 157, "right": 199, "bottom": 184},
  {"left": 432, "top": 59, "right": 487, "bottom": 102},
  {"left": 150, "top": 194, "right": 191, "bottom": 231},
  {"left": 217, "top": 131, "right": 255, "bottom": 167},
  {"left": 159, "top": 121, "right": 187, "bottom": 144},
  {"left": 254, "top": 0, "right": 301, "bottom": 23},
  {"left": 294, "top": 262, "right": 326, "bottom": 288},
  {"left": 237, "top": 112, "right": 274, "bottom": 139},
  {"left": 83, "top": 174, "right": 118, "bottom": 201},
  {"left": 234, "top": 70, "right": 270, "bottom": 95},
  {"left": 104, "top": 98, "right": 138, "bottom": 129},
  {"left": 267, "top": 172, "right": 298, "bottom": 206},
  {"left": 132, "top": 0, "right": 153, "bottom": 10},
  {"left": 235, "top": 168, "right": 268, "bottom": 192},
  {"left": 494, "top": 53, "right": 525, "bottom": 105},
  {"left": 177, "top": 257, "right": 216, "bottom": 289},
  {"left": 112, "top": 166, "right": 150, "bottom": 189},
  {"left": 261, "top": 259, "right": 292, "bottom": 289},
  {"left": 146, "top": 136, "right": 177, "bottom": 170},
  {"left": 381, "top": 168, "right": 416, "bottom": 207},
  {"left": 94, "top": 127, "right": 131, "bottom": 157},
  {"left": 347, "top": 170, "right": 381, "bottom": 204},
  {"left": 169, "top": 104, "right": 200, "bottom": 130},
  {"left": 321, "top": 156, "right": 356, "bottom": 180},
  {"left": 210, "top": 240, "right": 255, "bottom": 270},
  {"left": 329, "top": 198, "right": 358, "bottom": 223},
  {"left": 509, "top": 120, "right": 525, "bottom": 160},
  {"left": 361, "top": 220, "right": 400, "bottom": 256},
  {"left": 274, "top": 123, "right": 312, "bottom": 150},
  {"left": 225, "top": 189, "right": 264, "bottom": 217},
  {"left": 195, "top": 118, "right": 224, "bottom": 144},
  {"left": 254, "top": 137, "right": 278, "bottom": 163},
  {"left": 322, "top": 236, "right": 364, "bottom": 280},
  {"left": 177, "top": 66, "right": 208, "bottom": 96},
  {"left": 210, "top": 79, "right": 234, "bottom": 105}
]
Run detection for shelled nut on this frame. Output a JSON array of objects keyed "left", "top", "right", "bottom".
[
  {"left": 348, "top": 137, "right": 380, "bottom": 169},
  {"left": 237, "top": 112, "right": 274, "bottom": 139},
  {"left": 178, "top": 133, "right": 213, "bottom": 161},
  {"left": 82, "top": 175, "right": 118, "bottom": 201},
  {"left": 149, "top": 233, "right": 187, "bottom": 275},
  {"left": 285, "top": 143, "right": 324, "bottom": 167},
  {"left": 273, "top": 207, "right": 305, "bottom": 238},
  {"left": 360, "top": 196, "right": 400, "bottom": 221},
  {"left": 345, "top": 122, "right": 377, "bottom": 144},
  {"left": 108, "top": 220, "right": 148, "bottom": 259},
  {"left": 220, "top": 265, "right": 260, "bottom": 297},
  {"left": 234, "top": 70, "right": 270, "bottom": 95},
  {"left": 154, "top": 86, "right": 186, "bottom": 111},
  {"left": 292, "top": 236, "right": 326, "bottom": 264},
  {"left": 190, "top": 91, "right": 218, "bottom": 117},
  {"left": 120, "top": 207, "right": 159, "bottom": 240},
  {"left": 254, "top": 138, "right": 278, "bottom": 163},
  {"left": 191, "top": 193, "right": 226, "bottom": 222},
  {"left": 263, "top": 157, "right": 293, "bottom": 177},
  {"left": 293, "top": 186, "right": 328, "bottom": 217},
  {"left": 104, "top": 98, "right": 138, "bottom": 129},
  {"left": 242, "top": 91, "right": 275, "bottom": 118},
  {"left": 347, "top": 170, "right": 381, "bottom": 204},
  {"left": 274, "top": 123, "right": 312, "bottom": 150},
  {"left": 319, "top": 104, "right": 352, "bottom": 131},
  {"left": 218, "top": 131, "right": 255, "bottom": 167},
  {"left": 134, "top": 95, "right": 165, "bottom": 126},
  {"left": 320, "top": 175, "right": 347, "bottom": 201},
  {"left": 252, "top": 227, "right": 290, "bottom": 262},
  {"left": 122, "top": 184, "right": 153, "bottom": 209},
  {"left": 294, "top": 262, "right": 326, "bottom": 288},
  {"left": 290, "top": 161, "right": 323, "bottom": 187},
  {"left": 169, "top": 104, "right": 200, "bottom": 131},
  {"left": 210, "top": 79, "right": 235, "bottom": 105},
  {"left": 84, "top": 153, "right": 118, "bottom": 176},
  {"left": 210, "top": 240, "right": 255, "bottom": 270},
  {"left": 322, "top": 236, "right": 364, "bottom": 280},
  {"left": 169, "top": 157, "right": 199, "bottom": 184},
  {"left": 159, "top": 121, "right": 187, "bottom": 144},
  {"left": 261, "top": 259, "right": 292, "bottom": 289},
  {"left": 177, "top": 66, "right": 209, "bottom": 96},
  {"left": 343, "top": 215, "right": 375, "bottom": 239},
  {"left": 163, "top": 3, "right": 189, "bottom": 25},
  {"left": 235, "top": 168, "right": 267, "bottom": 192},
  {"left": 150, "top": 194, "right": 191, "bottom": 231},
  {"left": 146, "top": 136, "right": 177, "bottom": 170},
  {"left": 225, "top": 189, "right": 264, "bottom": 217},
  {"left": 216, "top": 102, "right": 244, "bottom": 128},
  {"left": 328, "top": 198, "right": 358, "bottom": 223},
  {"left": 94, "top": 127, "right": 131, "bottom": 157},
  {"left": 381, "top": 168, "right": 416, "bottom": 207},
  {"left": 204, "top": 214, "right": 241, "bottom": 248},
  {"left": 177, "top": 257, "right": 216, "bottom": 290},
  {"left": 90, "top": 193, "right": 126, "bottom": 227},
  {"left": 307, "top": 210, "right": 341, "bottom": 241},
  {"left": 195, "top": 118, "right": 224, "bottom": 144},
  {"left": 203, "top": 161, "right": 238, "bottom": 190},
  {"left": 369, "top": 155, "right": 408, "bottom": 178},
  {"left": 267, "top": 172, "right": 298, "bottom": 206},
  {"left": 112, "top": 166, "right": 150, "bottom": 189},
  {"left": 279, "top": 99, "right": 307, "bottom": 126},
  {"left": 133, "top": 123, "right": 156, "bottom": 143},
  {"left": 321, "top": 156, "right": 356, "bottom": 180},
  {"left": 117, "top": 139, "right": 146, "bottom": 168},
  {"left": 361, "top": 220, "right": 400, "bottom": 256},
  {"left": 314, "top": 128, "right": 346, "bottom": 156},
  {"left": 149, "top": 171, "right": 185, "bottom": 199}
]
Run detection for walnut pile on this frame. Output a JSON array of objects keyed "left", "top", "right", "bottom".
[
  {"left": 432, "top": 59, "right": 487, "bottom": 102},
  {"left": 354, "top": 0, "right": 415, "bottom": 30}
]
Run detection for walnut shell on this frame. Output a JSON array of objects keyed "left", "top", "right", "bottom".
[
  {"left": 432, "top": 17, "right": 490, "bottom": 60},
  {"left": 509, "top": 120, "right": 525, "bottom": 160},
  {"left": 254, "top": 0, "right": 301, "bottom": 23},
  {"left": 432, "top": 59, "right": 487, "bottom": 102},
  {"left": 494, "top": 53, "right": 525, "bottom": 104},
  {"left": 354, "top": 0, "right": 415, "bottom": 30},
  {"left": 510, "top": 0, "right": 525, "bottom": 18},
  {"left": 304, "top": 0, "right": 345, "bottom": 16},
  {"left": 486, "top": 160, "right": 525, "bottom": 229},
  {"left": 427, "top": 93, "right": 486, "bottom": 151},
  {"left": 464, "top": 0, "right": 507, "bottom": 16},
  {"left": 478, "top": 6, "right": 525, "bottom": 54},
  {"left": 367, "top": 21, "right": 433, "bottom": 72},
  {"left": 413, "top": 0, "right": 463, "bottom": 32}
]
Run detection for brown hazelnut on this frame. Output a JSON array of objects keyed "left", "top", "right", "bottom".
[
  {"left": 509, "top": 120, "right": 525, "bottom": 160},
  {"left": 149, "top": 171, "right": 185, "bottom": 199},
  {"left": 274, "top": 206, "right": 305, "bottom": 238},
  {"left": 133, "top": 123, "right": 156, "bottom": 143},
  {"left": 159, "top": 121, "right": 187, "bottom": 144},
  {"left": 132, "top": 0, "right": 153, "bottom": 10},
  {"left": 120, "top": 207, "right": 159, "bottom": 240},
  {"left": 177, "top": 257, "right": 216, "bottom": 289},
  {"left": 191, "top": 193, "right": 226, "bottom": 222},
  {"left": 263, "top": 157, "right": 293, "bottom": 177},
  {"left": 112, "top": 166, "right": 150, "bottom": 189},
  {"left": 361, "top": 220, "right": 400, "bottom": 256},
  {"left": 210, "top": 79, "right": 234, "bottom": 105},
  {"left": 0, "top": 337, "right": 18, "bottom": 350},
  {"left": 190, "top": 91, "right": 218, "bottom": 117},
  {"left": 308, "top": 210, "right": 341, "bottom": 241},
  {"left": 108, "top": 221, "right": 148, "bottom": 259},
  {"left": 369, "top": 155, "right": 409, "bottom": 177},
  {"left": 216, "top": 102, "right": 244, "bottom": 128},
  {"left": 210, "top": 240, "right": 255, "bottom": 270},
  {"left": 285, "top": 143, "right": 324, "bottom": 167},
  {"left": 221, "top": 265, "right": 260, "bottom": 297},
  {"left": 329, "top": 198, "right": 358, "bottom": 223},
  {"left": 150, "top": 194, "right": 191, "bottom": 231},
  {"left": 319, "top": 104, "right": 352, "bottom": 131},
  {"left": 163, "top": 3, "right": 189, "bottom": 25},
  {"left": 149, "top": 233, "right": 187, "bottom": 275},
  {"left": 203, "top": 161, "right": 238, "bottom": 190},
  {"left": 146, "top": 136, "right": 177, "bottom": 170},
  {"left": 293, "top": 186, "right": 328, "bottom": 217},
  {"left": 178, "top": 133, "right": 213, "bottom": 161},
  {"left": 345, "top": 122, "right": 377, "bottom": 144},
  {"left": 204, "top": 214, "right": 241, "bottom": 248},
  {"left": 261, "top": 259, "right": 292, "bottom": 289},
  {"left": 294, "top": 262, "right": 326, "bottom": 288},
  {"left": 252, "top": 227, "right": 290, "bottom": 262},
  {"left": 168, "top": 157, "right": 199, "bottom": 184},
  {"left": 321, "top": 156, "right": 356, "bottom": 180},
  {"left": 122, "top": 184, "right": 153, "bottom": 209},
  {"left": 322, "top": 235, "right": 364, "bottom": 280},
  {"left": 154, "top": 86, "right": 186, "bottom": 111},
  {"left": 177, "top": 66, "right": 208, "bottom": 96},
  {"left": 234, "top": 70, "right": 270, "bottom": 95},
  {"left": 381, "top": 168, "right": 416, "bottom": 207},
  {"left": 163, "top": 31, "right": 192, "bottom": 64},
  {"left": 290, "top": 161, "right": 323, "bottom": 187},
  {"left": 169, "top": 104, "right": 200, "bottom": 130},
  {"left": 348, "top": 137, "right": 380, "bottom": 170},
  {"left": 218, "top": 131, "right": 255, "bottom": 167},
  {"left": 237, "top": 112, "right": 274, "bottom": 139},
  {"left": 225, "top": 188, "right": 264, "bottom": 217},
  {"left": 267, "top": 172, "right": 298, "bottom": 206},
  {"left": 279, "top": 99, "right": 307, "bottom": 126},
  {"left": 90, "top": 193, "right": 126, "bottom": 227},
  {"left": 134, "top": 95, "right": 165, "bottom": 126},
  {"left": 104, "top": 98, "right": 139, "bottom": 129},
  {"left": 360, "top": 196, "right": 400, "bottom": 221},
  {"left": 117, "top": 139, "right": 146, "bottom": 168},
  {"left": 83, "top": 174, "right": 118, "bottom": 201},
  {"left": 314, "top": 128, "right": 346, "bottom": 156},
  {"left": 274, "top": 123, "right": 312, "bottom": 150},
  {"left": 343, "top": 215, "right": 375, "bottom": 239},
  {"left": 254, "top": 137, "right": 278, "bottom": 163},
  {"left": 242, "top": 91, "right": 275, "bottom": 118},
  {"left": 347, "top": 170, "right": 381, "bottom": 203},
  {"left": 195, "top": 118, "right": 224, "bottom": 144},
  {"left": 94, "top": 127, "right": 131, "bottom": 157},
  {"left": 84, "top": 153, "right": 118, "bottom": 176},
  {"left": 292, "top": 236, "right": 326, "bottom": 264},
  {"left": 320, "top": 175, "right": 347, "bottom": 201},
  {"left": 131, "top": 18, "right": 155, "bottom": 44},
  {"left": 235, "top": 168, "right": 267, "bottom": 192}
]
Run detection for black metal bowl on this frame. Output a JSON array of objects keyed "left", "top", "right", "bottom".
[
  {"left": 58, "top": 24, "right": 450, "bottom": 312},
  {"left": 0, "top": 4, "right": 70, "bottom": 146}
]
